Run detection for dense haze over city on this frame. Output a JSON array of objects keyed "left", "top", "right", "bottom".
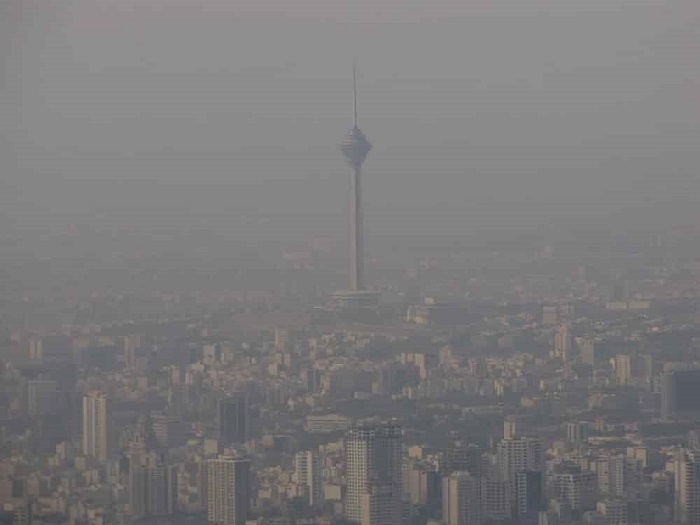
[
  {"left": 3, "top": 1, "right": 700, "bottom": 525},
  {"left": 3, "top": 0, "right": 700, "bottom": 228}
]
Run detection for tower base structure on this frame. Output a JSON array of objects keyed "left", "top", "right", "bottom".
[
  {"left": 330, "top": 289, "right": 380, "bottom": 311},
  {"left": 310, "top": 289, "right": 380, "bottom": 323}
]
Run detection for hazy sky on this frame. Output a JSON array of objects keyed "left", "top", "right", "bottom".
[{"left": 2, "top": 0, "right": 699, "bottom": 233}]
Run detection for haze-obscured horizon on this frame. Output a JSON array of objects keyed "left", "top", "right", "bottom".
[{"left": 2, "top": 0, "right": 700, "bottom": 244}]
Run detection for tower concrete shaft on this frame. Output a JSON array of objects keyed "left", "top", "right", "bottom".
[
  {"left": 350, "top": 166, "right": 363, "bottom": 291},
  {"left": 340, "top": 64, "right": 372, "bottom": 291}
]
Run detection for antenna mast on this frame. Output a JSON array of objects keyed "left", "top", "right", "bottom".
[{"left": 353, "top": 61, "right": 358, "bottom": 128}]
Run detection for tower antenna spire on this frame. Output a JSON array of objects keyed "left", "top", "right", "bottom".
[{"left": 353, "top": 60, "right": 358, "bottom": 128}]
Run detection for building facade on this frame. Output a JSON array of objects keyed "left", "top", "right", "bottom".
[
  {"left": 442, "top": 471, "right": 481, "bottom": 525},
  {"left": 345, "top": 423, "right": 403, "bottom": 525},
  {"left": 207, "top": 457, "right": 251, "bottom": 525},
  {"left": 218, "top": 393, "right": 250, "bottom": 445},
  {"left": 82, "top": 391, "right": 109, "bottom": 462},
  {"left": 295, "top": 450, "right": 323, "bottom": 506}
]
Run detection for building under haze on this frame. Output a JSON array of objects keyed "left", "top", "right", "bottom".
[
  {"left": 27, "top": 379, "right": 57, "bottom": 416},
  {"left": 82, "top": 391, "right": 109, "bottom": 462},
  {"left": 496, "top": 436, "right": 544, "bottom": 481},
  {"left": 440, "top": 442, "right": 484, "bottom": 478},
  {"left": 662, "top": 367, "right": 700, "bottom": 420},
  {"left": 217, "top": 393, "right": 250, "bottom": 445},
  {"left": 674, "top": 449, "right": 700, "bottom": 525},
  {"left": 345, "top": 423, "right": 403, "bottom": 525},
  {"left": 442, "top": 471, "right": 481, "bottom": 525},
  {"left": 129, "top": 451, "right": 178, "bottom": 519},
  {"left": 295, "top": 450, "right": 323, "bottom": 507},
  {"left": 550, "top": 466, "right": 598, "bottom": 513},
  {"left": 565, "top": 422, "right": 589, "bottom": 447},
  {"left": 207, "top": 457, "right": 251, "bottom": 525},
  {"left": 515, "top": 470, "right": 544, "bottom": 521}
]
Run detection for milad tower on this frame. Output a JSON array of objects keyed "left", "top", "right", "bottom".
[{"left": 333, "top": 64, "right": 379, "bottom": 311}]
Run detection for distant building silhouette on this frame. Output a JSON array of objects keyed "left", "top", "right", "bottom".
[
  {"left": 662, "top": 367, "right": 700, "bottom": 420},
  {"left": 217, "top": 393, "right": 250, "bottom": 445},
  {"left": 82, "top": 391, "right": 109, "bottom": 462},
  {"left": 27, "top": 379, "right": 56, "bottom": 416},
  {"left": 332, "top": 64, "right": 379, "bottom": 314},
  {"left": 129, "top": 451, "right": 177, "bottom": 519}
]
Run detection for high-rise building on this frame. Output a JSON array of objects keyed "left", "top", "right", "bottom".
[
  {"left": 496, "top": 437, "right": 544, "bottom": 481},
  {"left": 218, "top": 393, "right": 250, "bottom": 445},
  {"left": 596, "top": 454, "right": 641, "bottom": 498},
  {"left": 27, "top": 380, "right": 57, "bottom": 416},
  {"left": 504, "top": 420, "right": 517, "bottom": 440},
  {"left": 614, "top": 354, "right": 632, "bottom": 385},
  {"left": 28, "top": 336, "right": 43, "bottom": 361},
  {"left": 274, "top": 327, "right": 293, "bottom": 351},
  {"left": 577, "top": 337, "right": 597, "bottom": 367},
  {"left": 408, "top": 465, "right": 435, "bottom": 506},
  {"left": 82, "top": 391, "right": 110, "bottom": 462},
  {"left": 345, "top": 423, "right": 403, "bottom": 525},
  {"left": 480, "top": 478, "right": 512, "bottom": 522},
  {"left": 516, "top": 470, "right": 544, "bottom": 521},
  {"left": 689, "top": 430, "right": 700, "bottom": 451},
  {"left": 550, "top": 467, "right": 597, "bottom": 513},
  {"left": 207, "top": 457, "right": 251, "bottom": 525},
  {"left": 596, "top": 499, "right": 628, "bottom": 525},
  {"left": 129, "top": 451, "right": 178, "bottom": 519},
  {"left": 662, "top": 368, "right": 700, "bottom": 420},
  {"left": 151, "top": 413, "right": 189, "bottom": 449},
  {"left": 129, "top": 448, "right": 147, "bottom": 519},
  {"left": 542, "top": 306, "right": 560, "bottom": 326},
  {"left": 441, "top": 443, "right": 483, "bottom": 478},
  {"left": 123, "top": 334, "right": 142, "bottom": 370},
  {"left": 554, "top": 324, "right": 573, "bottom": 361},
  {"left": 565, "top": 422, "right": 589, "bottom": 447},
  {"left": 302, "top": 367, "right": 322, "bottom": 394},
  {"left": 145, "top": 462, "right": 178, "bottom": 517},
  {"left": 442, "top": 472, "right": 481, "bottom": 525},
  {"left": 295, "top": 450, "right": 323, "bottom": 506},
  {"left": 674, "top": 449, "right": 700, "bottom": 525}
]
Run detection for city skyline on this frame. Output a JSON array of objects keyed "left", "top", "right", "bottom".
[{"left": 2, "top": 1, "right": 700, "bottom": 525}]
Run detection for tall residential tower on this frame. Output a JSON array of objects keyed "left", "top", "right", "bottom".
[
  {"left": 82, "top": 391, "right": 110, "bottom": 462},
  {"left": 344, "top": 422, "right": 403, "bottom": 525},
  {"left": 207, "top": 457, "right": 251, "bottom": 525},
  {"left": 295, "top": 450, "right": 323, "bottom": 506}
]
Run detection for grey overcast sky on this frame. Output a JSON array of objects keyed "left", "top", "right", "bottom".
[{"left": 2, "top": 0, "right": 699, "bottom": 234}]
